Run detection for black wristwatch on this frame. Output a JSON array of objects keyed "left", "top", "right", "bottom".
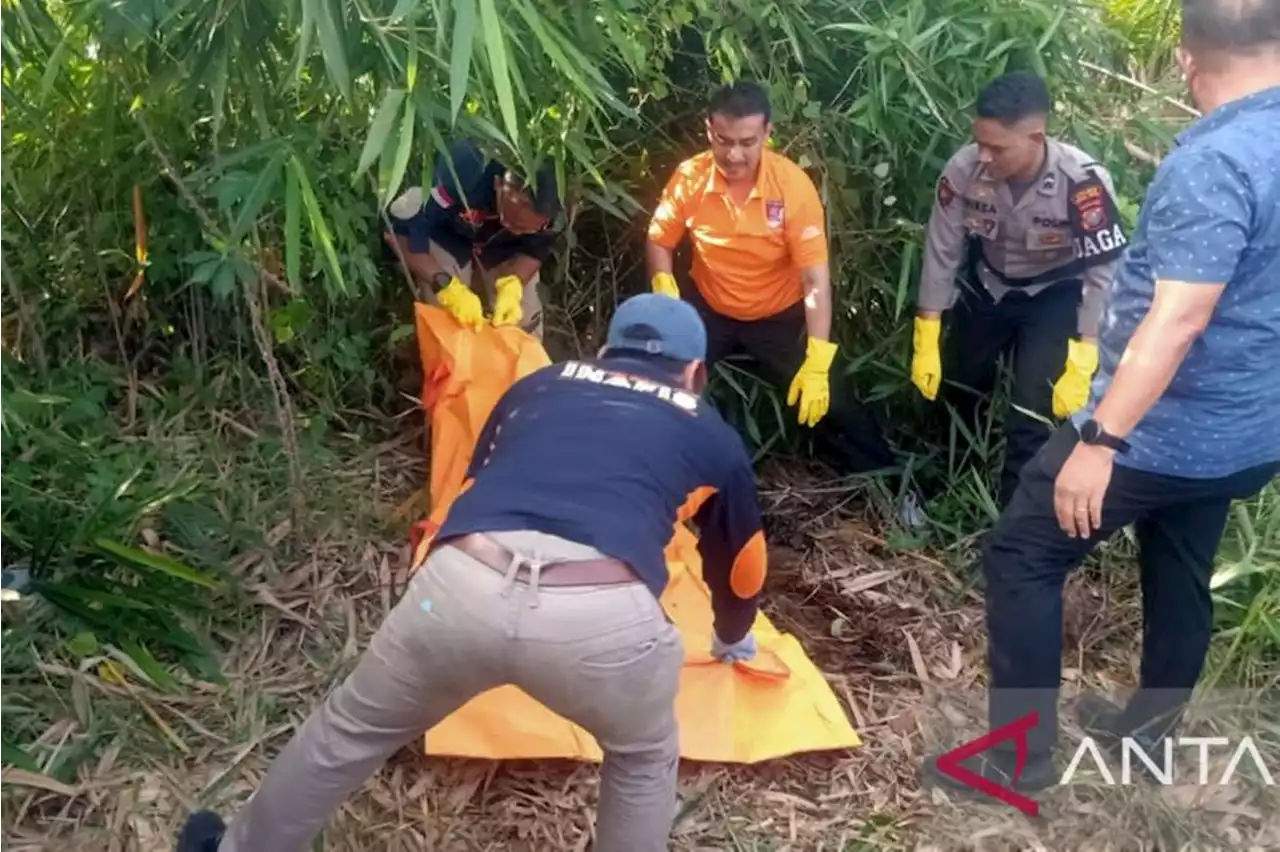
[
  {"left": 1079, "top": 418, "right": 1130, "bottom": 453},
  {"left": 429, "top": 271, "right": 454, "bottom": 293}
]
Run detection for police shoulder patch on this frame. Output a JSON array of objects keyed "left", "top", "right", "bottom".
[
  {"left": 937, "top": 175, "right": 956, "bottom": 209},
  {"left": 1071, "top": 184, "right": 1107, "bottom": 232}
]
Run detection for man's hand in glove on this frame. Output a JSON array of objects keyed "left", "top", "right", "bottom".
[
  {"left": 651, "top": 271, "right": 680, "bottom": 299},
  {"left": 1052, "top": 338, "right": 1099, "bottom": 418},
  {"left": 712, "top": 632, "right": 757, "bottom": 663},
  {"left": 437, "top": 278, "right": 485, "bottom": 331},
  {"left": 911, "top": 315, "right": 942, "bottom": 400},
  {"left": 492, "top": 275, "right": 524, "bottom": 327},
  {"left": 787, "top": 337, "right": 837, "bottom": 427}
]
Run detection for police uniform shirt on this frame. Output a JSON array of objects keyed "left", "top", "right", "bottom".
[
  {"left": 387, "top": 139, "right": 559, "bottom": 270},
  {"left": 918, "top": 139, "right": 1128, "bottom": 339}
]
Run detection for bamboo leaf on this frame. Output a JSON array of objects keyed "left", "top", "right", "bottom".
[
  {"left": 477, "top": 0, "right": 519, "bottom": 144},
  {"left": 211, "top": 42, "right": 229, "bottom": 137},
  {"left": 33, "top": 581, "right": 156, "bottom": 611},
  {"left": 285, "top": 164, "right": 302, "bottom": 287},
  {"left": 119, "top": 638, "right": 181, "bottom": 693},
  {"left": 389, "top": 0, "right": 418, "bottom": 24},
  {"left": 289, "top": 155, "right": 347, "bottom": 293},
  {"left": 93, "top": 538, "right": 224, "bottom": 591},
  {"left": 2, "top": 737, "right": 41, "bottom": 773},
  {"left": 1037, "top": 6, "right": 1068, "bottom": 50},
  {"left": 293, "top": 0, "right": 317, "bottom": 85},
  {"left": 312, "top": 0, "right": 351, "bottom": 98},
  {"left": 383, "top": 97, "right": 417, "bottom": 207},
  {"left": 356, "top": 89, "right": 406, "bottom": 179},
  {"left": 448, "top": 0, "right": 477, "bottom": 124},
  {"left": 511, "top": 0, "right": 603, "bottom": 111},
  {"left": 230, "top": 149, "right": 286, "bottom": 243}
]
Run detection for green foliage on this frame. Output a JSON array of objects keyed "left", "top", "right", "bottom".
[
  {"left": 1, "top": 355, "right": 230, "bottom": 679},
  {"left": 1100, "top": 0, "right": 1182, "bottom": 80}
]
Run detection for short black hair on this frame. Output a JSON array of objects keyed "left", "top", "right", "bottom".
[
  {"left": 707, "top": 80, "right": 772, "bottom": 124},
  {"left": 975, "top": 71, "right": 1052, "bottom": 124},
  {"left": 1181, "top": 0, "right": 1280, "bottom": 58}
]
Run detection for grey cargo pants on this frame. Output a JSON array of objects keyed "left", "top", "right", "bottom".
[{"left": 218, "top": 530, "right": 685, "bottom": 852}]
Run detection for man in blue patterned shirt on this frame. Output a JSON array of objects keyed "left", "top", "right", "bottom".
[{"left": 926, "top": 0, "right": 1280, "bottom": 796}]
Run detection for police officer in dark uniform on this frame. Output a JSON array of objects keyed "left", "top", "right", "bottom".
[
  {"left": 384, "top": 139, "right": 562, "bottom": 339},
  {"left": 911, "top": 72, "right": 1128, "bottom": 509}
]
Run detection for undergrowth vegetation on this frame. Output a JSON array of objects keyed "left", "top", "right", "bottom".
[{"left": 2, "top": 0, "right": 1275, "bottom": 794}]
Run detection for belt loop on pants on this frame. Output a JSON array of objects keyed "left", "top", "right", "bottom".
[{"left": 497, "top": 551, "right": 547, "bottom": 607}]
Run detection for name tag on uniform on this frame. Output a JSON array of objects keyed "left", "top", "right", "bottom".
[{"left": 1030, "top": 228, "right": 1068, "bottom": 248}]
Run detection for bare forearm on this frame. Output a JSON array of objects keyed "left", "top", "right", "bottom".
[
  {"left": 799, "top": 264, "right": 832, "bottom": 340},
  {"left": 645, "top": 240, "right": 674, "bottom": 280},
  {"left": 1093, "top": 317, "right": 1199, "bottom": 437}
]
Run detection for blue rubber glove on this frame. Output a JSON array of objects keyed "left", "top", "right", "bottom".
[{"left": 711, "top": 632, "right": 757, "bottom": 663}]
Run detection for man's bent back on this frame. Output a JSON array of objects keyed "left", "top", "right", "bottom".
[{"left": 179, "top": 294, "right": 766, "bottom": 852}]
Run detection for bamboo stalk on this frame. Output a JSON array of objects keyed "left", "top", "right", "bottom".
[{"left": 1078, "top": 59, "right": 1201, "bottom": 118}]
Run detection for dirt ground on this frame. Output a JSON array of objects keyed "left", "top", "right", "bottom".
[{"left": 2, "top": 447, "right": 1276, "bottom": 852}]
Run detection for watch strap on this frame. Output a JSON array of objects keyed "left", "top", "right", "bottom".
[{"left": 1083, "top": 419, "right": 1130, "bottom": 453}]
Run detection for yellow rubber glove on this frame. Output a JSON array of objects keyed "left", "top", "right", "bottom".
[
  {"left": 786, "top": 337, "right": 837, "bottom": 427},
  {"left": 1052, "top": 338, "right": 1099, "bottom": 418},
  {"left": 911, "top": 316, "right": 943, "bottom": 401},
  {"left": 652, "top": 271, "right": 680, "bottom": 299},
  {"left": 492, "top": 275, "right": 524, "bottom": 327},
  {"left": 437, "top": 277, "right": 484, "bottom": 331}
]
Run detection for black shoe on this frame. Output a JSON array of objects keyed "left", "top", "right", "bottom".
[
  {"left": 922, "top": 749, "right": 1058, "bottom": 799},
  {"left": 1075, "top": 693, "right": 1125, "bottom": 747},
  {"left": 1072, "top": 692, "right": 1171, "bottom": 784},
  {"left": 177, "top": 810, "right": 226, "bottom": 852}
]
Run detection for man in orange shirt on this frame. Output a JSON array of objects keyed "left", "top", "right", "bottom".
[{"left": 646, "top": 82, "right": 912, "bottom": 505}]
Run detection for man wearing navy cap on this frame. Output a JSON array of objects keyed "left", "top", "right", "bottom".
[
  {"left": 384, "top": 139, "right": 563, "bottom": 339},
  {"left": 178, "top": 294, "right": 768, "bottom": 852}
]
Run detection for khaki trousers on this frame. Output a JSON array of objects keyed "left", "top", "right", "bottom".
[{"left": 218, "top": 530, "right": 684, "bottom": 852}]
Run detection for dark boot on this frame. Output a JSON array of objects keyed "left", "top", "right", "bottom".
[
  {"left": 1072, "top": 692, "right": 1170, "bottom": 785},
  {"left": 176, "top": 810, "right": 226, "bottom": 852},
  {"left": 921, "top": 748, "right": 1058, "bottom": 799},
  {"left": 1074, "top": 693, "right": 1125, "bottom": 746}
]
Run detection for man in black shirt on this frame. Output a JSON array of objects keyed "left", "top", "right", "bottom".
[
  {"left": 177, "top": 294, "right": 767, "bottom": 852},
  {"left": 384, "top": 139, "right": 562, "bottom": 339}
]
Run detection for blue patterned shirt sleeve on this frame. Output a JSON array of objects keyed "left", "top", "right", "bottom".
[{"left": 1145, "top": 150, "right": 1252, "bottom": 285}]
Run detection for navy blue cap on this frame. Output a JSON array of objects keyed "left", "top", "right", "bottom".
[{"left": 605, "top": 294, "right": 707, "bottom": 363}]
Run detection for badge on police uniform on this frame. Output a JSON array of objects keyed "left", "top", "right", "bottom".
[
  {"left": 1071, "top": 183, "right": 1108, "bottom": 232},
  {"left": 1068, "top": 169, "right": 1128, "bottom": 265},
  {"left": 937, "top": 176, "right": 956, "bottom": 209}
]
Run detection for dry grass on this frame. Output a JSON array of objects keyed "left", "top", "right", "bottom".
[{"left": 2, "top": 438, "right": 1276, "bottom": 851}]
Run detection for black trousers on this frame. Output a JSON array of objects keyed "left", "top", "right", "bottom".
[
  {"left": 682, "top": 284, "right": 898, "bottom": 475},
  {"left": 942, "top": 277, "right": 1083, "bottom": 509},
  {"left": 983, "top": 423, "right": 1279, "bottom": 763}
]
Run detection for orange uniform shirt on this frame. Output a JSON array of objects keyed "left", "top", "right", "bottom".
[{"left": 647, "top": 149, "right": 829, "bottom": 322}]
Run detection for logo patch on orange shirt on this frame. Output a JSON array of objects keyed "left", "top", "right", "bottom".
[{"left": 765, "top": 200, "right": 785, "bottom": 228}]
